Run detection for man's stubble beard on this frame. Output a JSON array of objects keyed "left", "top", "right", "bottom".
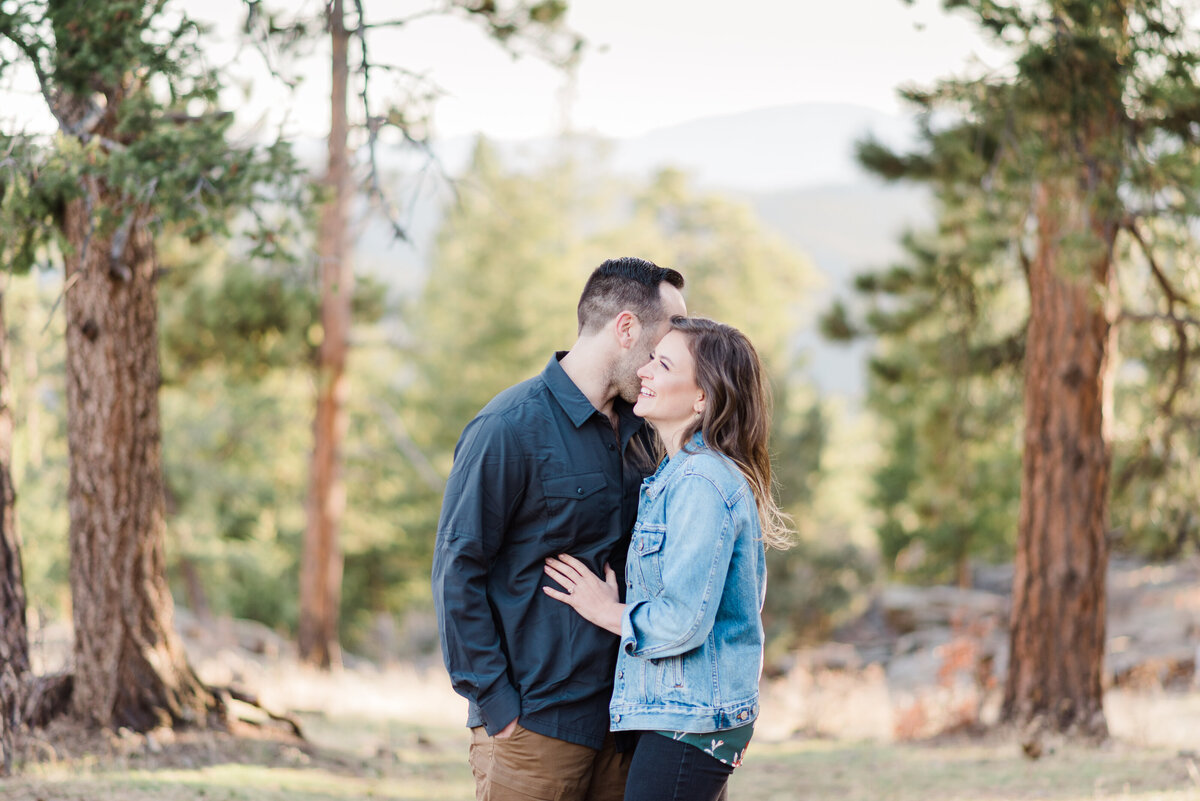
[
  {"left": 610, "top": 351, "right": 640, "bottom": 405},
  {"left": 613, "top": 329, "right": 658, "bottom": 405}
]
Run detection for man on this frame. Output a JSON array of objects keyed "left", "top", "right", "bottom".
[{"left": 432, "top": 257, "right": 687, "bottom": 801}]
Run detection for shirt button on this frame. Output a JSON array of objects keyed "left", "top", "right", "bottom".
[{"left": 576, "top": 487, "right": 584, "bottom": 495}]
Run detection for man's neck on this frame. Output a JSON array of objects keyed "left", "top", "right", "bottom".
[{"left": 558, "top": 344, "right": 617, "bottom": 422}]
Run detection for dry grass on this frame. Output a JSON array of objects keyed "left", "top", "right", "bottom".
[
  {"left": 8, "top": 719, "right": 1200, "bottom": 801},
  {"left": 729, "top": 737, "right": 1200, "bottom": 801},
  {"left": 6, "top": 660, "right": 1200, "bottom": 801}
]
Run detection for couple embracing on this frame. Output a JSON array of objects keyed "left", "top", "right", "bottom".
[{"left": 432, "top": 257, "right": 791, "bottom": 801}]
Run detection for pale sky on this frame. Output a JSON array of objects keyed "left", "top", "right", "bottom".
[
  {"left": 207, "top": 0, "right": 1009, "bottom": 143},
  {"left": 3, "top": 0, "right": 1006, "bottom": 142},
  {"left": 423, "top": 0, "right": 1008, "bottom": 139}
]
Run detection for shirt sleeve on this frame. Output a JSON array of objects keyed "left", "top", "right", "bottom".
[
  {"left": 431, "top": 413, "right": 527, "bottom": 734},
  {"left": 620, "top": 472, "right": 737, "bottom": 659}
]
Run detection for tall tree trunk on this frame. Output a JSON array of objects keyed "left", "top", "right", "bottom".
[
  {"left": 1001, "top": 180, "right": 1116, "bottom": 739},
  {"left": 63, "top": 184, "right": 219, "bottom": 730},
  {"left": 299, "top": 0, "right": 352, "bottom": 669},
  {"left": 0, "top": 275, "right": 28, "bottom": 775}
]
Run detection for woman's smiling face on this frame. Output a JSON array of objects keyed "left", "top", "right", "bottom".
[{"left": 633, "top": 329, "right": 704, "bottom": 449}]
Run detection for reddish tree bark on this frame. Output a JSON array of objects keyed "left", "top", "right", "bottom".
[
  {"left": 1, "top": 275, "right": 28, "bottom": 775},
  {"left": 999, "top": 5, "right": 1129, "bottom": 740},
  {"left": 1001, "top": 179, "right": 1117, "bottom": 740},
  {"left": 63, "top": 184, "right": 219, "bottom": 730},
  {"left": 299, "top": 0, "right": 352, "bottom": 669}
]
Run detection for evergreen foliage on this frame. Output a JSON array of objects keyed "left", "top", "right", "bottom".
[
  {"left": 0, "top": 2, "right": 306, "bottom": 272},
  {"left": 830, "top": 0, "right": 1200, "bottom": 581},
  {"left": 407, "top": 143, "right": 871, "bottom": 651}
]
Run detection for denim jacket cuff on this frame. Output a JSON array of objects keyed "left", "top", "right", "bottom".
[{"left": 620, "top": 603, "right": 641, "bottom": 655}]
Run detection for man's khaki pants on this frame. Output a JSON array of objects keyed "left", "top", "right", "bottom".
[{"left": 469, "top": 724, "right": 630, "bottom": 801}]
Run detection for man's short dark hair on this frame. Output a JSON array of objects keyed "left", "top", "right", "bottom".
[{"left": 576, "top": 257, "right": 685, "bottom": 334}]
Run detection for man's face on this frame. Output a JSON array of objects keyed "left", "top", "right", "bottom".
[{"left": 615, "top": 283, "right": 687, "bottom": 404}]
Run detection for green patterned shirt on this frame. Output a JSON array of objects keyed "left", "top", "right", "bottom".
[{"left": 652, "top": 722, "right": 754, "bottom": 768}]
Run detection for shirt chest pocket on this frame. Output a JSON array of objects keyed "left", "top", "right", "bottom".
[
  {"left": 629, "top": 524, "right": 667, "bottom": 597},
  {"left": 541, "top": 471, "right": 609, "bottom": 547}
]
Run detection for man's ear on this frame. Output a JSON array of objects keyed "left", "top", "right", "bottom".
[{"left": 613, "top": 310, "right": 641, "bottom": 349}]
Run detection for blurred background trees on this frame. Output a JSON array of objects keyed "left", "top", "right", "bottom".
[
  {"left": 1, "top": 0, "right": 303, "bottom": 733},
  {"left": 827, "top": 0, "right": 1200, "bottom": 739},
  {"left": 240, "top": 0, "right": 584, "bottom": 669},
  {"left": 3, "top": 0, "right": 1200, "bottom": 751}
]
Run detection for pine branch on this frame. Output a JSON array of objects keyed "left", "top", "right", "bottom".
[
  {"left": 354, "top": 0, "right": 412, "bottom": 243},
  {"left": 1117, "top": 310, "right": 1196, "bottom": 418},
  {"left": 372, "top": 400, "right": 445, "bottom": 493},
  {"left": 1121, "top": 219, "right": 1195, "bottom": 422},
  {"left": 360, "top": 6, "right": 449, "bottom": 29},
  {"left": 1118, "top": 311, "right": 1200, "bottom": 329},
  {"left": 1124, "top": 218, "right": 1194, "bottom": 308}
]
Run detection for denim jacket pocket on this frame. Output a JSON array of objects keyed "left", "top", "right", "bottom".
[
  {"left": 656, "top": 654, "right": 684, "bottom": 690},
  {"left": 629, "top": 524, "right": 666, "bottom": 596}
]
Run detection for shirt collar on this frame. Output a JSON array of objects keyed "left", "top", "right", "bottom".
[
  {"left": 543, "top": 352, "right": 603, "bottom": 428},
  {"left": 543, "top": 352, "right": 645, "bottom": 439}
]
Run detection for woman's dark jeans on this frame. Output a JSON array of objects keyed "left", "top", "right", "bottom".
[{"left": 623, "top": 732, "right": 733, "bottom": 801}]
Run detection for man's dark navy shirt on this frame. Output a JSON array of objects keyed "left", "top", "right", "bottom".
[{"left": 432, "top": 354, "right": 655, "bottom": 749}]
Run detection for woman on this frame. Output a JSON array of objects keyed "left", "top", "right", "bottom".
[{"left": 543, "top": 315, "right": 791, "bottom": 801}]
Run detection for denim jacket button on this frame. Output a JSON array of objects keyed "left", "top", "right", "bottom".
[
  {"left": 576, "top": 487, "right": 584, "bottom": 495},
  {"left": 737, "top": 710, "right": 748, "bottom": 721},
  {"left": 613, "top": 714, "right": 621, "bottom": 723}
]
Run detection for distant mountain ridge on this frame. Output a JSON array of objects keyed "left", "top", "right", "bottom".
[
  {"left": 433, "top": 102, "right": 917, "bottom": 192},
  {"left": 608, "top": 102, "right": 917, "bottom": 192},
  {"left": 740, "top": 181, "right": 931, "bottom": 398},
  {"left": 354, "top": 103, "right": 934, "bottom": 398}
]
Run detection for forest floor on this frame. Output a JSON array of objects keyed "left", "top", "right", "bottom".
[
  {"left": 5, "top": 659, "right": 1200, "bottom": 800},
  {"left": 7, "top": 556, "right": 1200, "bottom": 800}
]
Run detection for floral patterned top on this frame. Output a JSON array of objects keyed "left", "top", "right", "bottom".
[{"left": 652, "top": 722, "right": 754, "bottom": 768}]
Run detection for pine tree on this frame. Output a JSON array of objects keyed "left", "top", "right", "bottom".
[
  {"left": 245, "top": 0, "right": 582, "bottom": 669},
  {"left": 407, "top": 137, "right": 584, "bottom": 458},
  {"left": 835, "top": 0, "right": 1200, "bottom": 739},
  {"left": 0, "top": 0, "right": 300, "bottom": 730}
]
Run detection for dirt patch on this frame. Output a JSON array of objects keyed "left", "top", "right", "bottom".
[{"left": 12, "top": 714, "right": 343, "bottom": 775}]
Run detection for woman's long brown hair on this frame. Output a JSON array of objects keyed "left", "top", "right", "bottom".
[{"left": 671, "top": 316, "right": 793, "bottom": 549}]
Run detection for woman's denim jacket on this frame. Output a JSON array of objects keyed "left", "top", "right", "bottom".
[{"left": 610, "top": 432, "right": 766, "bottom": 733}]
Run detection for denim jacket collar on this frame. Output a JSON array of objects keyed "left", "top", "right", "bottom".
[{"left": 642, "top": 431, "right": 707, "bottom": 501}]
